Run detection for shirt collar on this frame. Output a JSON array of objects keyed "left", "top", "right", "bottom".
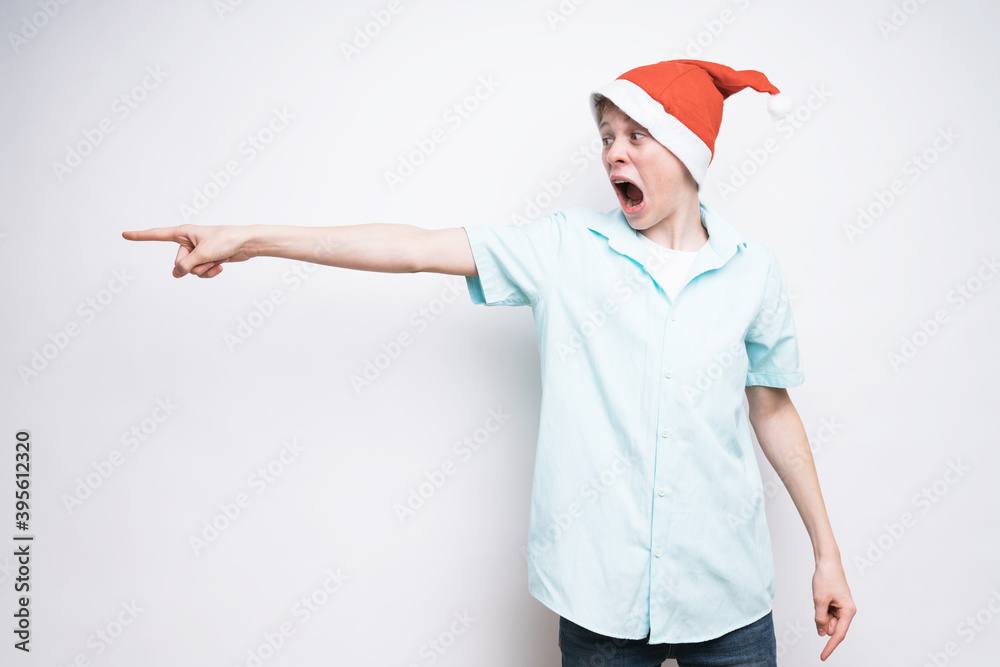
[{"left": 586, "top": 200, "right": 747, "bottom": 270}]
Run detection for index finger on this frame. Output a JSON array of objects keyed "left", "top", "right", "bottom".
[
  {"left": 820, "top": 611, "right": 854, "bottom": 661},
  {"left": 122, "top": 227, "right": 184, "bottom": 242}
]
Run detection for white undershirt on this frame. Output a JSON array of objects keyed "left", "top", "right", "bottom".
[{"left": 635, "top": 230, "right": 702, "bottom": 302}]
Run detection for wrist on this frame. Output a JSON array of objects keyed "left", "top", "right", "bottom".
[
  {"left": 245, "top": 224, "right": 274, "bottom": 259},
  {"left": 814, "top": 542, "right": 842, "bottom": 567}
]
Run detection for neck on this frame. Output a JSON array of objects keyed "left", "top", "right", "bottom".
[{"left": 639, "top": 195, "right": 708, "bottom": 251}]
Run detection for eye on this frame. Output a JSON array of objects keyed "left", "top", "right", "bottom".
[
  {"left": 601, "top": 135, "right": 613, "bottom": 146},
  {"left": 630, "top": 132, "right": 645, "bottom": 141}
]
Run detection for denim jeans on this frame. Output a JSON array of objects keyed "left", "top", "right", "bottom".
[{"left": 558, "top": 611, "right": 777, "bottom": 667}]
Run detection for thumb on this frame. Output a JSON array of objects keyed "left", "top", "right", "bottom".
[
  {"left": 173, "top": 244, "right": 195, "bottom": 277},
  {"left": 174, "top": 237, "right": 215, "bottom": 277},
  {"left": 815, "top": 605, "right": 830, "bottom": 636}
]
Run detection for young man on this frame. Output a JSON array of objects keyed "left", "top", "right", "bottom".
[{"left": 124, "top": 59, "right": 855, "bottom": 666}]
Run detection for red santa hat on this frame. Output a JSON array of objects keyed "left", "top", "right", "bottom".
[{"left": 590, "top": 59, "right": 791, "bottom": 187}]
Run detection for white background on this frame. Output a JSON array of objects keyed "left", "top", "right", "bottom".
[{"left": 2, "top": 0, "right": 998, "bottom": 665}]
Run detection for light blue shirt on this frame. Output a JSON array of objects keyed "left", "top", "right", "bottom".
[{"left": 461, "top": 200, "right": 804, "bottom": 643}]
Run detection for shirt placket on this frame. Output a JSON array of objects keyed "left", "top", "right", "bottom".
[
  {"left": 644, "top": 236, "right": 734, "bottom": 639},
  {"left": 647, "top": 279, "right": 678, "bottom": 634}
]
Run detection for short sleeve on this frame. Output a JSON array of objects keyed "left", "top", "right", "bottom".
[
  {"left": 744, "top": 250, "right": 804, "bottom": 387},
  {"left": 462, "top": 212, "right": 565, "bottom": 307}
]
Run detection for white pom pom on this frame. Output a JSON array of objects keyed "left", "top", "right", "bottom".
[{"left": 767, "top": 92, "right": 793, "bottom": 118}]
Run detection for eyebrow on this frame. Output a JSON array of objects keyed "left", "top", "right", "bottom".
[{"left": 599, "top": 118, "right": 646, "bottom": 132}]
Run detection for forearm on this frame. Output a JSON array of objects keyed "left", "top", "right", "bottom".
[
  {"left": 247, "top": 223, "right": 424, "bottom": 273},
  {"left": 751, "top": 401, "right": 840, "bottom": 564}
]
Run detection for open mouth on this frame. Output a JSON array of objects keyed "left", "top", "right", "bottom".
[{"left": 612, "top": 178, "right": 645, "bottom": 214}]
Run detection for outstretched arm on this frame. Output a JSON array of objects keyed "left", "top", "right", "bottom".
[
  {"left": 745, "top": 385, "right": 857, "bottom": 662},
  {"left": 121, "top": 224, "right": 478, "bottom": 279}
]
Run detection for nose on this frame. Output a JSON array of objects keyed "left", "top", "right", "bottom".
[{"left": 604, "top": 136, "right": 629, "bottom": 166}]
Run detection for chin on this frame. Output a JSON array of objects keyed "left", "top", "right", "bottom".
[{"left": 624, "top": 210, "right": 652, "bottom": 230}]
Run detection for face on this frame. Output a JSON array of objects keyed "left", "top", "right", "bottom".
[{"left": 599, "top": 107, "right": 698, "bottom": 230}]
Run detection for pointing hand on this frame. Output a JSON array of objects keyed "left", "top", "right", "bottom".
[{"left": 121, "top": 224, "right": 255, "bottom": 278}]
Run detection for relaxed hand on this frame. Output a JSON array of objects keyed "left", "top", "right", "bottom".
[{"left": 812, "top": 557, "right": 857, "bottom": 660}]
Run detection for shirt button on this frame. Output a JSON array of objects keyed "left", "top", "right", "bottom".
[
  {"left": 664, "top": 370, "right": 673, "bottom": 379},
  {"left": 669, "top": 312, "right": 678, "bottom": 321},
  {"left": 660, "top": 429, "right": 670, "bottom": 438},
  {"left": 654, "top": 549, "right": 663, "bottom": 558},
  {"left": 657, "top": 487, "right": 666, "bottom": 497}
]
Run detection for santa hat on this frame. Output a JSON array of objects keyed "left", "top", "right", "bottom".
[{"left": 590, "top": 59, "right": 791, "bottom": 187}]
